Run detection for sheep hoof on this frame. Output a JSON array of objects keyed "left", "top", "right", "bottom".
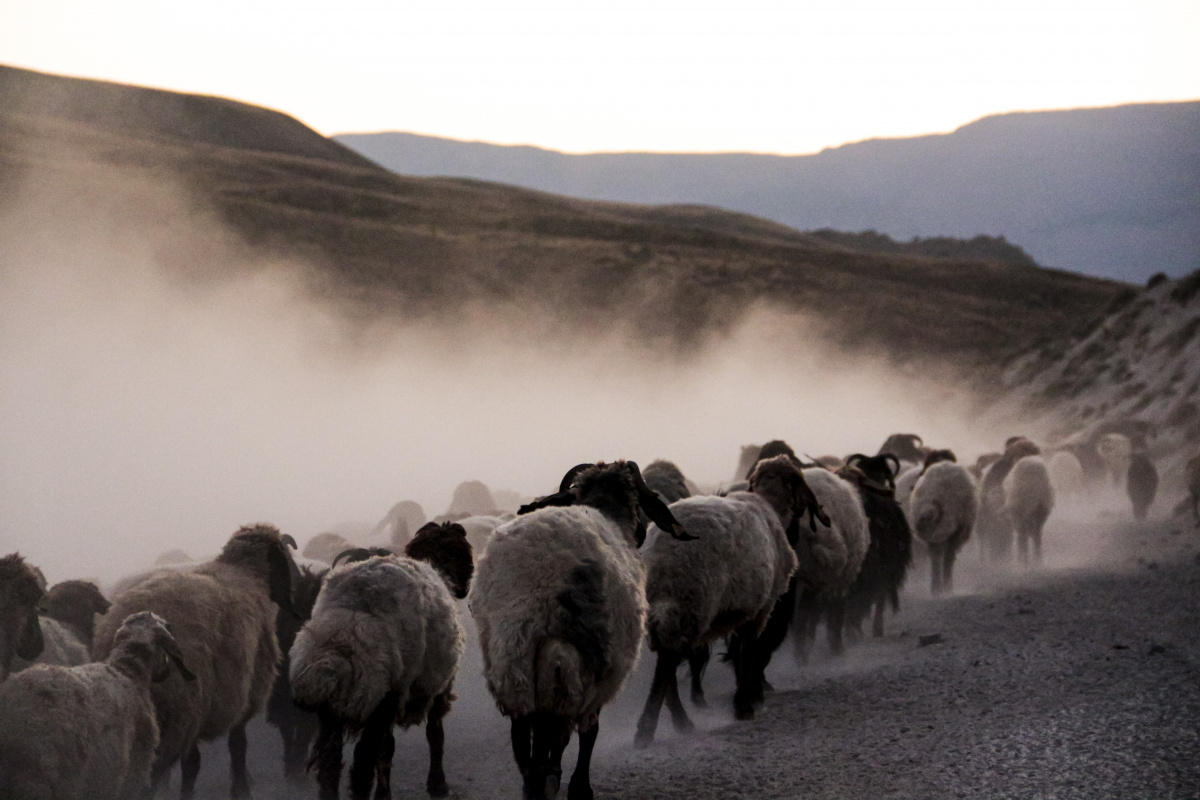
[
  {"left": 427, "top": 777, "right": 450, "bottom": 798},
  {"left": 633, "top": 726, "right": 655, "bottom": 749},
  {"left": 567, "top": 779, "right": 594, "bottom": 800},
  {"left": 733, "top": 703, "right": 755, "bottom": 721},
  {"left": 671, "top": 715, "right": 695, "bottom": 734},
  {"left": 690, "top": 693, "right": 708, "bottom": 708},
  {"left": 544, "top": 773, "right": 561, "bottom": 799},
  {"left": 761, "top": 678, "right": 775, "bottom": 693}
]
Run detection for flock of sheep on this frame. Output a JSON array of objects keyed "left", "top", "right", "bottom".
[{"left": 0, "top": 426, "right": 1195, "bottom": 800}]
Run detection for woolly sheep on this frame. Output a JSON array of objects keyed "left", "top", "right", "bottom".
[
  {"left": 0, "top": 553, "right": 45, "bottom": 683},
  {"left": 445, "top": 480, "right": 500, "bottom": 518},
  {"left": 469, "top": 461, "right": 692, "bottom": 800},
  {"left": 975, "top": 438, "right": 1040, "bottom": 563},
  {"left": 636, "top": 455, "right": 826, "bottom": 745},
  {"left": 291, "top": 522, "right": 473, "bottom": 799},
  {"left": 1004, "top": 457, "right": 1055, "bottom": 566},
  {"left": 93, "top": 524, "right": 298, "bottom": 799},
  {"left": 0, "top": 611, "right": 195, "bottom": 800},
  {"left": 1126, "top": 453, "right": 1159, "bottom": 521},
  {"left": 1047, "top": 450, "right": 1085, "bottom": 500},
  {"left": 910, "top": 461, "right": 979, "bottom": 594},
  {"left": 266, "top": 561, "right": 327, "bottom": 785},
  {"left": 641, "top": 459, "right": 694, "bottom": 504},
  {"left": 839, "top": 453, "right": 913, "bottom": 638},
  {"left": 792, "top": 467, "right": 869, "bottom": 662}
]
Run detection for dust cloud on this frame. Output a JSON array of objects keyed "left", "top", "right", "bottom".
[{"left": 1, "top": 166, "right": 1010, "bottom": 586}]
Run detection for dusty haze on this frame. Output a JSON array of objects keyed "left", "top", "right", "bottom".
[{"left": 0, "top": 166, "right": 1019, "bottom": 585}]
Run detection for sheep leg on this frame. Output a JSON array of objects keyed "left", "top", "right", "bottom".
[
  {"left": 688, "top": 644, "right": 709, "bottom": 707},
  {"left": 731, "top": 624, "right": 761, "bottom": 720},
  {"left": 929, "top": 543, "right": 944, "bottom": 595},
  {"left": 1017, "top": 527, "right": 1029, "bottom": 566},
  {"left": 511, "top": 716, "right": 533, "bottom": 782},
  {"left": 313, "top": 709, "right": 346, "bottom": 800},
  {"left": 942, "top": 538, "right": 959, "bottom": 594},
  {"left": 180, "top": 744, "right": 201, "bottom": 800},
  {"left": 351, "top": 691, "right": 399, "bottom": 800},
  {"left": 425, "top": 692, "right": 451, "bottom": 798},
  {"left": 229, "top": 723, "right": 251, "bottom": 798},
  {"left": 792, "top": 602, "right": 814, "bottom": 664},
  {"left": 567, "top": 718, "right": 599, "bottom": 800},
  {"left": 825, "top": 598, "right": 846, "bottom": 656},
  {"left": 528, "top": 713, "right": 568, "bottom": 799},
  {"left": 872, "top": 599, "right": 885, "bottom": 638},
  {"left": 373, "top": 724, "right": 395, "bottom": 800},
  {"left": 635, "top": 650, "right": 681, "bottom": 748}
]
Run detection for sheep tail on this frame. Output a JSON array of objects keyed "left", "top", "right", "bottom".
[
  {"left": 646, "top": 598, "right": 698, "bottom": 655},
  {"left": 291, "top": 646, "right": 396, "bottom": 725},
  {"left": 916, "top": 500, "right": 944, "bottom": 539},
  {"left": 555, "top": 561, "right": 610, "bottom": 682}
]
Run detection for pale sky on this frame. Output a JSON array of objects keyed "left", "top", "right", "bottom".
[{"left": 2, "top": 0, "right": 1198, "bottom": 153}]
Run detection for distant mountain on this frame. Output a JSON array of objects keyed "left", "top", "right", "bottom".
[
  {"left": 337, "top": 103, "right": 1200, "bottom": 283},
  {"left": 0, "top": 64, "right": 1126, "bottom": 374}
]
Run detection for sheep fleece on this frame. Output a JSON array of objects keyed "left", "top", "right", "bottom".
[
  {"left": 289, "top": 557, "right": 464, "bottom": 727},
  {"left": 468, "top": 506, "right": 647, "bottom": 721},
  {"left": 644, "top": 493, "right": 798, "bottom": 652},
  {"left": 799, "top": 468, "right": 870, "bottom": 596},
  {"left": 911, "top": 462, "right": 980, "bottom": 545}
]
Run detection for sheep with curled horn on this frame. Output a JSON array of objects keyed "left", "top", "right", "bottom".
[
  {"left": 93, "top": 524, "right": 299, "bottom": 800},
  {"left": 0, "top": 553, "right": 45, "bottom": 683},
  {"left": 291, "top": 522, "right": 473, "bottom": 799},
  {"left": 470, "top": 460, "right": 693, "bottom": 800},
  {"left": 0, "top": 611, "right": 196, "bottom": 800},
  {"left": 838, "top": 453, "right": 913, "bottom": 639},
  {"left": 636, "top": 455, "right": 826, "bottom": 746}
]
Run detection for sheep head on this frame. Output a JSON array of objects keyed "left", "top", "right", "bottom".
[
  {"left": 921, "top": 449, "right": 957, "bottom": 473},
  {"left": 218, "top": 524, "right": 299, "bottom": 618},
  {"left": 41, "top": 580, "right": 110, "bottom": 647},
  {"left": 406, "top": 521, "right": 474, "bottom": 599},
  {"left": 842, "top": 453, "right": 901, "bottom": 493},
  {"left": 518, "top": 461, "right": 693, "bottom": 546},
  {"left": 878, "top": 433, "right": 926, "bottom": 463},
  {"left": 0, "top": 553, "right": 45, "bottom": 681},
  {"left": 749, "top": 455, "right": 831, "bottom": 540},
  {"left": 114, "top": 611, "right": 196, "bottom": 683}
]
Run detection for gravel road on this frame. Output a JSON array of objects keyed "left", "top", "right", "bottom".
[{"left": 184, "top": 514, "right": 1200, "bottom": 799}]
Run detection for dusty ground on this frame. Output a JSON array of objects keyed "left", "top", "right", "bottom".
[{"left": 184, "top": 512, "right": 1200, "bottom": 800}]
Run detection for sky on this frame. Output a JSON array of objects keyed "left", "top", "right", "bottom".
[{"left": 2, "top": 0, "right": 1198, "bottom": 154}]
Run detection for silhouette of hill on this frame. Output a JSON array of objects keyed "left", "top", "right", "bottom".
[
  {"left": 337, "top": 104, "right": 1200, "bottom": 283},
  {"left": 0, "top": 64, "right": 1127, "bottom": 373}
]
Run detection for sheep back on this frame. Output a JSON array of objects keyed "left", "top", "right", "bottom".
[
  {"left": 290, "top": 556, "right": 463, "bottom": 728},
  {"left": 468, "top": 506, "right": 647, "bottom": 722},
  {"left": 797, "top": 469, "right": 869, "bottom": 597},
  {"left": 0, "top": 660, "right": 158, "bottom": 800},
  {"left": 643, "top": 493, "right": 796, "bottom": 653},
  {"left": 911, "top": 462, "right": 979, "bottom": 545},
  {"left": 93, "top": 561, "right": 279, "bottom": 772},
  {"left": 14, "top": 616, "right": 89, "bottom": 670}
]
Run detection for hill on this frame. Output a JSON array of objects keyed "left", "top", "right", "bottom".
[
  {"left": 0, "top": 64, "right": 1126, "bottom": 373},
  {"left": 336, "top": 103, "right": 1200, "bottom": 283}
]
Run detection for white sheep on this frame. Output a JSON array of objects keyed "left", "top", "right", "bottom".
[
  {"left": 1004, "top": 456, "right": 1055, "bottom": 566},
  {"left": 975, "top": 437, "right": 1041, "bottom": 563},
  {"left": 1047, "top": 450, "right": 1085, "bottom": 500},
  {"left": 910, "top": 461, "right": 979, "bottom": 594},
  {"left": 0, "top": 611, "right": 195, "bottom": 800},
  {"left": 93, "top": 523, "right": 299, "bottom": 799},
  {"left": 469, "top": 461, "right": 692, "bottom": 800},
  {"left": 291, "top": 522, "right": 474, "bottom": 799},
  {"left": 636, "top": 455, "right": 826, "bottom": 745},
  {"left": 792, "top": 467, "right": 869, "bottom": 661}
]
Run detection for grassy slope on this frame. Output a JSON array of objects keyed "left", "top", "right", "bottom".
[{"left": 0, "top": 64, "right": 1126, "bottom": 370}]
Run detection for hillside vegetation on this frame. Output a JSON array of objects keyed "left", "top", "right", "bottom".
[{"left": 0, "top": 64, "right": 1126, "bottom": 373}]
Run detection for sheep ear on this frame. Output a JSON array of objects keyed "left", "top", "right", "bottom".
[
  {"left": 156, "top": 629, "right": 197, "bottom": 683},
  {"left": 517, "top": 491, "right": 575, "bottom": 515},
  {"left": 16, "top": 610, "right": 44, "bottom": 661},
  {"left": 627, "top": 462, "right": 695, "bottom": 542},
  {"left": 268, "top": 544, "right": 296, "bottom": 616},
  {"left": 793, "top": 475, "right": 831, "bottom": 532}
]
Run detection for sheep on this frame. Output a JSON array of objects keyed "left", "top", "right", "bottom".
[
  {"left": 304, "top": 531, "right": 357, "bottom": 564},
  {"left": 469, "top": 460, "right": 693, "bottom": 800},
  {"left": 291, "top": 522, "right": 474, "bottom": 800},
  {"left": 975, "top": 438, "right": 1041, "bottom": 563},
  {"left": 1126, "top": 453, "right": 1159, "bottom": 521},
  {"left": 970, "top": 452, "right": 1002, "bottom": 482},
  {"left": 445, "top": 480, "right": 500, "bottom": 518},
  {"left": 0, "top": 553, "right": 45, "bottom": 682},
  {"left": 641, "top": 459, "right": 694, "bottom": 504},
  {"left": 839, "top": 453, "right": 913, "bottom": 638},
  {"left": 370, "top": 500, "right": 428, "bottom": 550},
  {"left": 1047, "top": 450, "right": 1085, "bottom": 500},
  {"left": 877, "top": 433, "right": 928, "bottom": 468},
  {"left": 635, "top": 455, "right": 826, "bottom": 746},
  {"left": 93, "top": 523, "right": 298, "bottom": 800},
  {"left": 0, "top": 611, "right": 195, "bottom": 800},
  {"left": 1095, "top": 432, "right": 1133, "bottom": 489},
  {"left": 792, "top": 467, "right": 869, "bottom": 662},
  {"left": 910, "top": 460, "right": 978, "bottom": 595},
  {"left": 266, "top": 561, "right": 328, "bottom": 785},
  {"left": 1005, "top": 456, "right": 1055, "bottom": 566}
]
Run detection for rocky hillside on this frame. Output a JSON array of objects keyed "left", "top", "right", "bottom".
[
  {"left": 0, "top": 64, "right": 1127, "bottom": 372},
  {"left": 1002, "top": 271, "right": 1200, "bottom": 455}
]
